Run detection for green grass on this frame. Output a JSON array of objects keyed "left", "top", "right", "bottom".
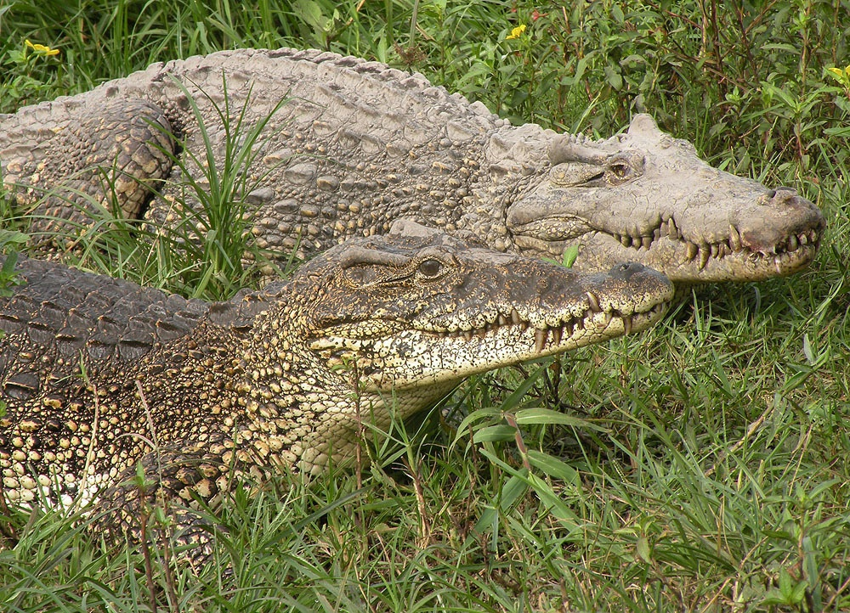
[{"left": 1, "top": 0, "right": 849, "bottom": 611}]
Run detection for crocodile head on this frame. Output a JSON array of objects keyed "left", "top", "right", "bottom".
[
  {"left": 297, "top": 221, "right": 673, "bottom": 400},
  {"left": 502, "top": 114, "right": 826, "bottom": 284}
]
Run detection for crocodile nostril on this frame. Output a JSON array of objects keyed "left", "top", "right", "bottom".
[
  {"left": 771, "top": 187, "right": 802, "bottom": 206},
  {"left": 611, "top": 262, "right": 646, "bottom": 279}
]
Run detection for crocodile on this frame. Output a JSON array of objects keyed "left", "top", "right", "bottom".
[
  {"left": 0, "top": 48, "right": 825, "bottom": 285},
  {"left": 0, "top": 222, "right": 673, "bottom": 542}
]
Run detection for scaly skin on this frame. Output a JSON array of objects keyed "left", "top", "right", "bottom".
[
  {"left": 0, "top": 223, "right": 673, "bottom": 543},
  {"left": 506, "top": 115, "right": 825, "bottom": 283},
  {"left": 0, "top": 48, "right": 825, "bottom": 285}
]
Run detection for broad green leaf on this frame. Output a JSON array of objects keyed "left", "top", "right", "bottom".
[
  {"left": 526, "top": 449, "right": 580, "bottom": 484},
  {"left": 636, "top": 537, "right": 652, "bottom": 563},
  {"left": 472, "top": 424, "right": 518, "bottom": 443},
  {"left": 561, "top": 245, "right": 579, "bottom": 268},
  {"left": 526, "top": 473, "right": 580, "bottom": 528},
  {"left": 452, "top": 407, "right": 505, "bottom": 446},
  {"left": 514, "top": 407, "right": 602, "bottom": 431}
]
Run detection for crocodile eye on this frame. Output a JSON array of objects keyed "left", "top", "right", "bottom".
[
  {"left": 417, "top": 258, "right": 444, "bottom": 279},
  {"left": 610, "top": 163, "right": 630, "bottom": 179}
]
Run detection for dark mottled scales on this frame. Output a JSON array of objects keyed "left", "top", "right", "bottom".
[{"left": 1, "top": 226, "right": 674, "bottom": 552}]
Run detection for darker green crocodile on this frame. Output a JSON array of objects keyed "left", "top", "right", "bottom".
[{"left": 0, "top": 222, "right": 673, "bottom": 545}]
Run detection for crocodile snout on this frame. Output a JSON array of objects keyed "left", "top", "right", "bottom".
[
  {"left": 741, "top": 188, "right": 825, "bottom": 253},
  {"left": 758, "top": 187, "right": 824, "bottom": 225}
]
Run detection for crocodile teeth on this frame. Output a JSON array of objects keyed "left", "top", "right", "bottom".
[
  {"left": 463, "top": 330, "right": 473, "bottom": 341},
  {"left": 620, "top": 234, "right": 631, "bottom": 248},
  {"left": 698, "top": 246, "right": 711, "bottom": 270},
  {"left": 604, "top": 311, "right": 613, "bottom": 325},
  {"left": 623, "top": 315, "right": 633, "bottom": 335},
  {"left": 661, "top": 217, "right": 679, "bottom": 239},
  {"left": 534, "top": 328, "right": 549, "bottom": 353},
  {"left": 787, "top": 234, "right": 799, "bottom": 252},
  {"left": 641, "top": 236, "right": 652, "bottom": 250},
  {"left": 710, "top": 243, "right": 719, "bottom": 258},
  {"left": 586, "top": 291, "right": 601, "bottom": 312},
  {"left": 686, "top": 242, "right": 699, "bottom": 261},
  {"left": 511, "top": 308, "right": 522, "bottom": 325},
  {"left": 498, "top": 313, "right": 510, "bottom": 326},
  {"left": 550, "top": 326, "right": 563, "bottom": 346},
  {"left": 729, "top": 225, "right": 742, "bottom": 251},
  {"left": 799, "top": 233, "right": 809, "bottom": 246}
]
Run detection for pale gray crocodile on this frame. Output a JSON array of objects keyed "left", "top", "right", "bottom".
[
  {"left": 0, "top": 222, "right": 673, "bottom": 545},
  {"left": 0, "top": 47, "right": 825, "bottom": 284}
]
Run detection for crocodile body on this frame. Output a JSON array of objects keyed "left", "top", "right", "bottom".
[
  {"left": 0, "top": 48, "right": 824, "bottom": 285},
  {"left": 0, "top": 223, "right": 673, "bottom": 538}
]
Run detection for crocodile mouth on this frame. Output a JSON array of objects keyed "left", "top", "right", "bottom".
[
  {"left": 606, "top": 219, "right": 821, "bottom": 274},
  {"left": 511, "top": 219, "right": 822, "bottom": 282},
  {"left": 311, "top": 300, "right": 670, "bottom": 389},
  {"left": 425, "top": 300, "right": 670, "bottom": 354},
  {"left": 312, "top": 291, "right": 671, "bottom": 368}
]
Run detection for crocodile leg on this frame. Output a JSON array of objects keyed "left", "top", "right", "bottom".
[
  {"left": 2, "top": 98, "right": 175, "bottom": 238},
  {"left": 95, "top": 442, "right": 245, "bottom": 565}
]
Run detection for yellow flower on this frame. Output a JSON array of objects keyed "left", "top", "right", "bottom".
[
  {"left": 25, "top": 39, "right": 60, "bottom": 57},
  {"left": 506, "top": 24, "right": 527, "bottom": 40}
]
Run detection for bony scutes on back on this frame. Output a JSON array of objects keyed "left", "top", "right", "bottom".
[{"left": 0, "top": 48, "right": 824, "bottom": 286}]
